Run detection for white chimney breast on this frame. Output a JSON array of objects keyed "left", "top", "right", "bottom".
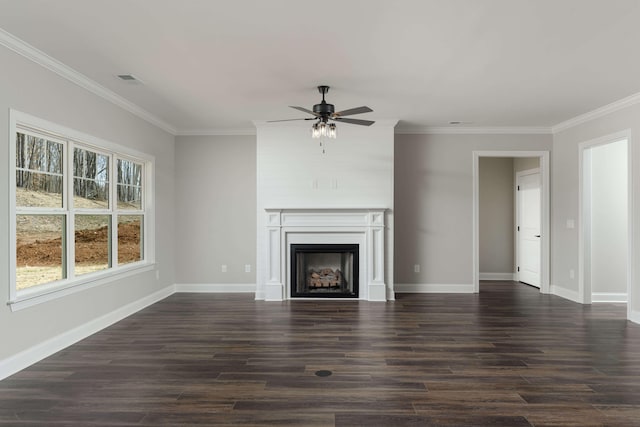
[{"left": 255, "top": 120, "right": 397, "bottom": 301}]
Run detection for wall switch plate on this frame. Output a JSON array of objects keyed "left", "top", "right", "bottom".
[
  {"left": 245, "top": 264, "right": 251, "bottom": 273},
  {"left": 414, "top": 264, "right": 420, "bottom": 273},
  {"left": 155, "top": 270, "right": 160, "bottom": 280},
  {"left": 569, "top": 269, "right": 575, "bottom": 279},
  {"left": 221, "top": 264, "right": 227, "bottom": 273},
  {"left": 566, "top": 219, "right": 575, "bottom": 229}
]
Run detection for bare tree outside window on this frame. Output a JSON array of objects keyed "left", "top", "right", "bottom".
[
  {"left": 15, "top": 133, "right": 64, "bottom": 208},
  {"left": 73, "top": 148, "right": 109, "bottom": 208},
  {"left": 117, "top": 159, "right": 142, "bottom": 210}
]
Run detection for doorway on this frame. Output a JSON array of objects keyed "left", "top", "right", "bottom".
[
  {"left": 473, "top": 151, "right": 550, "bottom": 294},
  {"left": 579, "top": 132, "right": 630, "bottom": 307}
]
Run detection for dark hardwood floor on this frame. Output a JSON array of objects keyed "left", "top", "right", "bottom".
[{"left": 2, "top": 282, "right": 640, "bottom": 426}]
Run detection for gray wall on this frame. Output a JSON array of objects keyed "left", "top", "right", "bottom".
[
  {"left": 479, "top": 157, "right": 514, "bottom": 275},
  {"left": 394, "top": 133, "right": 552, "bottom": 286},
  {"left": 0, "top": 45, "right": 176, "bottom": 360},
  {"left": 174, "top": 135, "right": 256, "bottom": 285}
]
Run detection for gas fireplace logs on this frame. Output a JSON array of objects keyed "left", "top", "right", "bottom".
[{"left": 308, "top": 268, "right": 343, "bottom": 288}]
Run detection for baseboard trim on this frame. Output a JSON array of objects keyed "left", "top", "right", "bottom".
[
  {"left": 629, "top": 309, "right": 640, "bottom": 325},
  {"left": 592, "top": 292, "right": 628, "bottom": 303},
  {"left": 550, "top": 285, "right": 582, "bottom": 304},
  {"left": 479, "top": 272, "right": 516, "bottom": 281},
  {"left": 395, "top": 283, "right": 475, "bottom": 293},
  {"left": 0, "top": 285, "right": 174, "bottom": 381},
  {"left": 175, "top": 283, "right": 256, "bottom": 293}
]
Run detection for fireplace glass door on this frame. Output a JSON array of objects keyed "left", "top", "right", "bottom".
[{"left": 291, "top": 244, "right": 359, "bottom": 298}]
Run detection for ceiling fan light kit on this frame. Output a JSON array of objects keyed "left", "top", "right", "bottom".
[{"left": 311, "top": 122, "right": 336, "bottom": 139}]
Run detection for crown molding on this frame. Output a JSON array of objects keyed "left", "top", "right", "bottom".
[
  {"left": 175, "top": 128, "right": 257, "bottom": 136},
  {"left": 394, "top": 126, "right": 552, "bottom": 135},
  {"left": 552, "top": 91, "right": 640, "bottom": 134},
  {"left": 0, "top": 27, "right": 177, "bottom": 135}
]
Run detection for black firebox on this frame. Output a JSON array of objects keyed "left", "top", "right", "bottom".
[{"left": 290, "top": 244, "right": 359, "bottom": 298}]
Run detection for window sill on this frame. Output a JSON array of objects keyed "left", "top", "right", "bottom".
[{"left": 8, "top": 262, "right": 156, "bottom": 312}]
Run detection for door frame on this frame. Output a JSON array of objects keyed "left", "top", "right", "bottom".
[
  {"left": 578, "top": 130, "right": 632, "bottom": 310},
  {"left": 472, "top": 151, "right": 550, "bottom": 294},
  {"left": 515, "top": 167, "right": 541, "bottom": 287}
]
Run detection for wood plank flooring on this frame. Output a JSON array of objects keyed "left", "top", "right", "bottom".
[{"left": 2, "top": 282, "right": 640, "bottom": 426}]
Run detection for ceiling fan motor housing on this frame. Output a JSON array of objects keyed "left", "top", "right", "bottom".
[{"left": 313, "top": 102, "right": 335, "bottom": 117}]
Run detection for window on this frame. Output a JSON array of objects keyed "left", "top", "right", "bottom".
[{"left": 10, "top": 111, "right": 153, "bottom": 308}]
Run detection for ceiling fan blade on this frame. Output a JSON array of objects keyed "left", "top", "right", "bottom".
[
  {"left": 267, "top": 118, "right": 316, "bottom": 122},
  {"left": 289, "top": 106, "right": 320, "bottom": 116},
  {"left": 333, "top": 106, "right": 373, "bottom": 117},
  {"left": 333, "top": 117, "right": 375, "bottom": 126}
]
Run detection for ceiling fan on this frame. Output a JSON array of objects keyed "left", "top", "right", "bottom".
[{"left": 268, "top": 86, "right": 374, "bottom": 137}]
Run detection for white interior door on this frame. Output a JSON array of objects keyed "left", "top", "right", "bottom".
[{"left": 517, "top": 171, "right": 541, "bottom": 287}]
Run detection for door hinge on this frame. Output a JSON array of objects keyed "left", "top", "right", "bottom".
[
  {"left": 517, "top": 266, "right": 520, "bottom": 272},
  {"left": 517, "top": 226, "right": 520, "bottom": 231},
  {"left": 517, "top": 185, "right": 520, "bottom": 191}
]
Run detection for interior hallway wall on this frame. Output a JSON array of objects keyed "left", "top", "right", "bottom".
[{"left": 479, "top": 157, "right": 514, "bottom": 278}]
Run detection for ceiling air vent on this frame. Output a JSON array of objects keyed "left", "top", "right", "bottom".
[{"left": 116, "top": 74, "right": 143, "bottom": 84}]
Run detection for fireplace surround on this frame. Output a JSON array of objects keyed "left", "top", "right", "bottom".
[{"left": 262, "top": 208, "right": 388, "bottom": 301}]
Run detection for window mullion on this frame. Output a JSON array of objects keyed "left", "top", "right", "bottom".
[
  {"left": 111, "top": 153, "right": 118, "bottom": 268},
  {"left": 66, "top": 140, "right": 74, "bottom": 280}
]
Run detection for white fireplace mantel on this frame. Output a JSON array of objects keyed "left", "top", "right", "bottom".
[{"left": 263, "top": 208, "right": 388, "bottom": 301}]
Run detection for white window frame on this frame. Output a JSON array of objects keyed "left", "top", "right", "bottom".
[{"left": 9, "top": 110, "right": 155, "bottom": 311}]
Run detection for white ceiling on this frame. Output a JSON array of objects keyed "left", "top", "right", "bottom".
[{"left": 1, "top": 0, "right": 640, "bottom": 134}]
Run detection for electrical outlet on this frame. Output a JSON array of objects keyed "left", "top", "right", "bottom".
[
  {"left": 569, "top": 269, "right": 575, "bottom": 279},
  {"left": 221, "top": 264, "right": 227, "bottom": 273},
  {"left": 245, "top": 264, "right": 251, "bottom": 273},
  {"left": 155, "top": 270, "right": 160, "bottom": 280},
  {"left": 414, "top": 264, "right": 420, "bottom": 273}
]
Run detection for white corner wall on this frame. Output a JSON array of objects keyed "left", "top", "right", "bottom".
[
  {"left": 591, "top": 140, "right": 628, "bottom": 297},
  {"left": 0, "top": 44, "right": 176, "bottom": 372}
]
